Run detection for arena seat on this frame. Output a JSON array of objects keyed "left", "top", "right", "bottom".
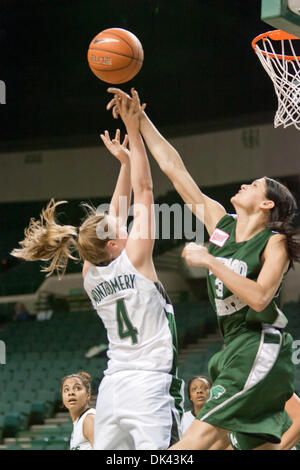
[
  {"left": 45, "top": 442, "right": 69, "bottom": 450},
  {"left": 0, "top": 402, "right": 8, "bottom": 416},
  {"left": 25, "top": 443, "right": 46, "bottom": 450},
  {"left": 11, "top": 402, "right": 32, "bottom": 428},
  {"left": 5, "top": 445, "right": 23, "bottom": 450},
  {"left": 4, "top": 412, "right": 24, "bottom": 437},
  {"left": 1, "top": 300, "right": 299, "bottom": 445},
  {"left": 0, "top": 415, "right": 5, "bottom": 442},
  {"left": 31, "top": 390, "right": 57, "bottom": 424},
  {"left": 18, "top": 390, "right": 37, "bottom": 405}
]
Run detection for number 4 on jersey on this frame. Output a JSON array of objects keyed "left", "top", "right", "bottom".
[{"left": 116, "top": 299, "right": 138, "bottom": 344}]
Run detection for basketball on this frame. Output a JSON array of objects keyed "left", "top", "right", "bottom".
[{"left": 87, "top": 28, "right": 144, "bottom": 84}]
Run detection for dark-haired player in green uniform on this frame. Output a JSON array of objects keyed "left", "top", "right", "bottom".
[{"left": 105, "top": 88, "right": 300, "bottom": 450}]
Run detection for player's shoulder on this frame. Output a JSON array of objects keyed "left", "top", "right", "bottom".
[
  {"left": 82, "top": 409, "right": 96, "bottom": 426},
  {"left": 214, "top": 213, "right": 236, "bottom": 231},
  {"left": 266, "top": 232, "right": 288, "bottom": 250},
  {"left": 84, "top": 408, "right": 96, "bottom": 417},
  {"left": 262, "top": 232, "right": 289, "bottom": 268}
]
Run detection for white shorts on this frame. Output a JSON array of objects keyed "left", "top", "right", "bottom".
[{"left": 94, "top": 370, "right": 183, "bottom": 450}]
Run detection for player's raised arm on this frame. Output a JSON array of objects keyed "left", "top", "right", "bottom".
[
  {"left": 83, "top": 130, "right": 132, "bottom": 279},
  {"left": 100, "top": 129, "right": 132, "bottom": 226},
  {"left": 107, "top": 88, "right": 226, "bottom": 236},
  {"left": 113, "top": 88, "right": 156, "bottom": 280},
  {"left": 139, "top": 112, "right": 226, "bottom": 235}
]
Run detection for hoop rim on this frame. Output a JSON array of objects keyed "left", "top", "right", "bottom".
[{"left": 252, "top": 29, "right": 300, "bottom": 61}]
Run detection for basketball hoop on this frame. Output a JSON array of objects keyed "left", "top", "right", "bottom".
[{"left": 252, "top": 29, "right": 300, "bottom": 130}]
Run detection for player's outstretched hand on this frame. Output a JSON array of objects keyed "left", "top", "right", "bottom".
[
  {"left": 100, "top": 129, "right": 130, "bottom": 164},
  {"left": 182, "top": 242, "right": 211, "bottom": 268},
  {"left": 110, "top": 88, "right": 146, "bottom": 132},
  {"left": 107, "top": 87, "right": 146, "bottom": 120}
]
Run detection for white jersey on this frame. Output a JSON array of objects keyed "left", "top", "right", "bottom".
[
  {"left": 84, "top": 249, "right": 178, "bottom": 376},
  {"left": 70, "top": 408, "right": 95, "bottom": 450},
  {"left": 181, "top": 410, "right": 195, "bottom": 434}
]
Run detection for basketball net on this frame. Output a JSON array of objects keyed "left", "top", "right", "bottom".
[{"left": 252, "top": 30, "right": 300, "bottom": 130}]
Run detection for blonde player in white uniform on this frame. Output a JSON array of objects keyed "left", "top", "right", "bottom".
[
  {"left": 11, "top": 89, "right": 184, "bottom": 450},
  {"left": 61, "top": 371, "right": 95, "bottom": 450},
  {"left": 83, "top": 90, "right": 184, "bottom": 450}
]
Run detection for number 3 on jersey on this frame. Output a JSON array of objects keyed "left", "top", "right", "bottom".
[
  {"left": 215, "top": 278, "right": 223, "bottom": 298},
  {"left": 116, "top": 299, "right": 138, "bottom": 344}
]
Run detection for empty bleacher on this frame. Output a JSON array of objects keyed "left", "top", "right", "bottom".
[
  {"left": 0, "top": 297, "right": 299, "bottom": 449},
  {"left": 0, "top": 300, "right": 217, "bottom": 449}
]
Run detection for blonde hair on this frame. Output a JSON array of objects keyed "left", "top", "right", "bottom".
[
  {"left": 77, "top": 203, "right": 113, "bottom": 267},
  {"left": 11, "top": 199, "right": 114, "bottom": 279}
]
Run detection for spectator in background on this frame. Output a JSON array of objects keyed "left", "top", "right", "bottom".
[
  {"left": 181, "top": 376, "right": 212, "bottom": 434},
  {"left": 1, "top": 258, "right": 8, "bottom": 272},
  {"left": 13, "top": 302, "right": 33, "bottom": 321}
]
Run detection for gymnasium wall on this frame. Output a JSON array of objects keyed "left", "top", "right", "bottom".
[{"left": 1, "top": 122, "right": 300, "bottom": 203}]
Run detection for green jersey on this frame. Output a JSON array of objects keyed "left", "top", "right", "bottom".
[
  {"left": 207, "top": 214, "right": 288, "bottom": 343},
  {"left": 196, "top": 215, "right": 294, "bottom": 444}
]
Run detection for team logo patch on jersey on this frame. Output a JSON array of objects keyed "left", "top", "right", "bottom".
[
  {"left": 209, "top": 228, "right": 230, "bottom": 247},
  {"left": 207, "top": 385, "right": 226, "bottom": 402}
]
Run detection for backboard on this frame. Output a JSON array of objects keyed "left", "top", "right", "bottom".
[{"left": 261, "top": 0, "right": 300, "bottom": 37}]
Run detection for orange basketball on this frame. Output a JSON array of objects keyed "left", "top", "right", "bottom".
[{"left": 87, "top": 28, "right": 144, "bottom": 84}]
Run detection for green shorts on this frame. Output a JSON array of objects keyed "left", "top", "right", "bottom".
[
  {"left": 229, "top": 431, "right": 270, "bottom": 450},
  {"left": 228, "top": 410, "right": 292, "bottom": 450},
  {"left": 196, "top": 328, "right": 295, "bottom": 444}
]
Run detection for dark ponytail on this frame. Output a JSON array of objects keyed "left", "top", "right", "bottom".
[{"left": 265, "top": 177, "right": 300, "bottom": 267}]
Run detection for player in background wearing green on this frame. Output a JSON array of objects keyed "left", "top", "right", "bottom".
[{"left": 107, "top": 88, "right": 300, "bottom": 450}]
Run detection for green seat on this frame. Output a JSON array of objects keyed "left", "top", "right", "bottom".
[
  {"left": 18, "top": 390, "right": 37, "bottom": 403},
  {"left": 31, "top": 390, "right": 56, "bottom": 424},
  {"left": 42, "top": 378, "right": 61, "bottom": 403},
  {"left": 40, "top": 427, "right": 67, "bottom": 436},
  {"left": 57, "top": 421, "right": 73, "bottom": 434},
  {"left": 45, "top": 442, "right": 69, "bottom": 450},
  {"left": 11, "top": 373, "right": 27, "bottom": 387},
  {"left": 41, "top": 351, "right": 59, "bottom": 361},
  {"left": 1, "top": 369, "right": 12, "bottom": 381},
  {"left": 5, "top": 444, "right": 23, "bottom": 450},
  {"left": 0, "top": 401, "right": 10, "bottom": 415},
  {"left": 0, "top": 414, "right": 5, "bottom": 442},
  {"left": 26, "top": 377, "right": 46, "bottom": 392},
  {"left": 31, "top": 436, "right": 51, "bottom": 445},
  {"left": 4, "top": 412, "right": 24, "bottom": 437},
  {"left": 4, "top": 381, "right": 23, "bottom": 394},
  {"left": 26, "top": 443, "right": 46, "bottom": 450},
  {"left": 1, "top": 391, "right": 19, "bottom": 404},
  {"left": 47, "top": 435, "right": 70, "bottom": 446},
  {"left": 25, "top": 352, "right": 41, "bottom": 362},
  {"left": 11, "top": 402, "right": 32, "bottom": 429}
]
